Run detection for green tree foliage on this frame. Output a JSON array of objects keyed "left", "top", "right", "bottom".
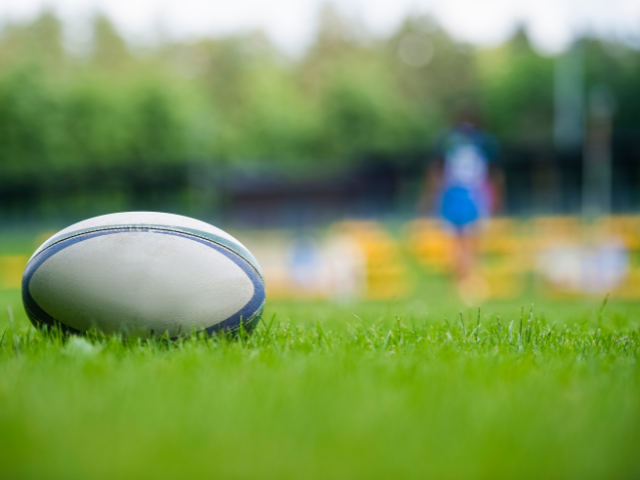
[
  {"left": 477, "top": 28, "right": 555, "bottom": 147},
  {"left": 91, "top": 14, "right": 132, "bottom": 69},
  {"left": 0, "top": 65, "right": 59, "bottom": 174},
  {"left": 582, "top": 39, "right": 640, "bottom": 130},
  {"left": 0, "top": 9, "right": 638, "bottom": 180}
]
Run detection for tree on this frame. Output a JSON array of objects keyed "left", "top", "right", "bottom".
[{"left": 91, "top": 15, "right": 131, "bottom": 69}]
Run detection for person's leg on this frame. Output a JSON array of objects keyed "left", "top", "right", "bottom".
[
  {"left": 453, "top": 227, "right": 476, "bottom": 281},
  {"left": 440, "top": 185, "right": 486, "bottom": 300},
  {"left": 453, "top": 224, "right": 488, "bottom": 303}
]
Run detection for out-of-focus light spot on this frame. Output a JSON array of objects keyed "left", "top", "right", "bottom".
[{"left": 398, "top": 33, "right": 433, "bottom": 67}]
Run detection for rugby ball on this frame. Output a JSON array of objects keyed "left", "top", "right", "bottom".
[{"left": 22, "top": 212, "right": 266, "bottom": 337}]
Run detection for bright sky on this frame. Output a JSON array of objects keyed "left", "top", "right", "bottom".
[{"left": 1, "top": 0, "right": 639, "bottom": 54}]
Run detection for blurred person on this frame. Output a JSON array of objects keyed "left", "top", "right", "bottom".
[{"left": 419, "top": 108, "right": 503, "bottom": 298}]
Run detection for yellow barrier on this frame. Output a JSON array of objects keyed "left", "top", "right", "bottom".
[
  {"left": 405, "top": 215, "right": 640, "bottom": 300},
  {"left": 334, "top": 221, "right": 411, "bottom": 299},
  {"left": 405, "top": 218, "right": 528, "bottom": 299},
  {"left": 404, "top": 219, "right": 454, "bottom": 273},
  {"left": 0, "top": 255, "right": 28, "bottom": 289}
]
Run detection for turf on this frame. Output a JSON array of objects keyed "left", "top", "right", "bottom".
[{"left": 0, "top": 286, "right": 639, "bottom": 480}]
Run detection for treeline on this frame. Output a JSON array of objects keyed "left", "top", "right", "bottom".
[{"left": 1, "top": 7, "right": 640, "bottom": 180}]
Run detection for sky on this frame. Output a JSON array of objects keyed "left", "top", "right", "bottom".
[{"left": 0, "top": 0, "right": 639, "bottom": 55}]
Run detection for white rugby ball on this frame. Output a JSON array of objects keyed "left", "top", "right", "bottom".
[{"left": 22, "top": 212, "right": 266, "bottom": 337}]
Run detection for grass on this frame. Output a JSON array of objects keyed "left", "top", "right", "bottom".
[
  {"left": 0, "top": 231, "right": 639, "bottom": 478},
  {"left": 0, "top": 285, "right": 639, "bottom": 479}
]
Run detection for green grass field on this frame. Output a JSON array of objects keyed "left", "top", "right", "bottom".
[
  {"left": 1, "top": 288, "right": 639, "bottom": 479},
  {"left": 0, "top": 231, "right": 639, "bottom": 479}
]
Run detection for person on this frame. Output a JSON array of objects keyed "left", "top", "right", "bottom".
[{"left": 419, "top": 109, "right": 503, "bottom": 296}]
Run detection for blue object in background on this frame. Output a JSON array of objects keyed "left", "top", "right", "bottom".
[{"left": 441, "top": 186, "right": 480, "bottom": 228}]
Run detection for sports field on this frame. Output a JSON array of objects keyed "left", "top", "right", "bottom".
[{"left": 0, "top": 230, "right": 639, "bottom": 480}]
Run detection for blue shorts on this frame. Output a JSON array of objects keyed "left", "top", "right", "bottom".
[{"left": 440, "top": 186, "right": 485, "bottom": 230}]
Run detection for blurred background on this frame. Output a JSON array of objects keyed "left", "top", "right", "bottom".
[{"left": 1, "top": 0, "right": 640, "bottom": 304}]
